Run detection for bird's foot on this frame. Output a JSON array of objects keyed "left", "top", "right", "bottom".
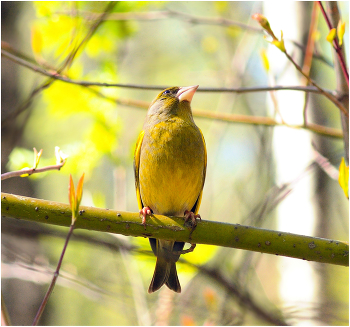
[
  {"left": 184, "top": 210, "right": 201, "bottom": 230},
  {"left": 172, "top": 243, "right": 196, "bottom": 255},
  {"left": 139, "top": 206, "right": 152, "bottom": 229}
]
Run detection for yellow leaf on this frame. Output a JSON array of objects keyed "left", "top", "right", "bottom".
[
  {"left": 20, "top": 168, "right": 30, "bottom": 178},
  {"left": 337, "top": 20, "right": 345, "bottom": 46},
  {"left": 260, "top": 48, "right": 270, "bottom": 72},
  {"left": 326, "top": 28, "right": 336, "bottom": 44},
  {"left": 31, "top": 25, "right": 43, "bottom": 55},
  {"left": 338, "top": 157, "right": 349, "bottom": 198}
]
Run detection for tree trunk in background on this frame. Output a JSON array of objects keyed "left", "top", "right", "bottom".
[
  {"left": 1, "top": 2, "right": 46, "bottom": 325},
  {"left": 264, "top": 2, "right": 321, "bottom": 325},
  {"left": 312, "top": 3, "right": 349, "bottom": 324}
]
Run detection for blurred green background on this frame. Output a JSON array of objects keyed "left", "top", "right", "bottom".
[{"left": 2, "top": 1, "right": 348, "bottom": 325}]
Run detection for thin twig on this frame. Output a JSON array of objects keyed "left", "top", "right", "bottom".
[
  {"left": 311, "top": 143, "right": 339, "bottom": 180},
  {"left": 318, "top": 1, "right": 349, "bottom": 84},
  {"left": 32, "top": 224, "right": 75, "bottom": 326},
  {"left": 88, "top": 86, "right": 344, "bottom": 139},
  {"left": 197, "top": 265, "right": 289, "bottom": 325},
  {"left": 57, "top": 8, "right": 334, "bottom": 67},
  {"left": 59, "top": 2, "right": 117, "bottom": 71},
  {"left": 324, "top": 1, "right": 349, "bottom": 164},
  {"left": 284, "top": 51, "right": 348, "bottom": 117},
  {"left": 1, "top": 161, "right": 66, "bottom": 180},
  {"left": 1, "top": 47, "right": 343, "bottom": 139},
  {"left": 1, "top": 47, "right": 333, "bottom": 94},
  {"left": 2, "top": 2, "right": 116, "bottom": 123}
]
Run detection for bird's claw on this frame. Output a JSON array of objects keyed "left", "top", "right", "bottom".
[
  {"left": 140, "top": 206, "right": 152, "bottom": 230},
  {"left": 172, "top": 243, "right": 197, "bottom": 255},
  {"left": 184, "top": 210, "right": 201, "bottom": 230}
]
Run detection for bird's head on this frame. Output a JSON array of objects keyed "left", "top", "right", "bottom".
[{"left": 146, "top": 85, "right": 199, "bottom": 123}]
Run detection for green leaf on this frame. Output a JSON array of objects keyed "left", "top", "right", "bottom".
[
  {"left": 338, "top": 157, "right": 349, "bottom": 199},
  {"left": 33, "top": 147, "right": 43, "bottom": 169}
]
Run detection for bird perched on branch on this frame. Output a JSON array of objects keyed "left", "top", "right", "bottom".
[{"left": 134, "top": 85, "right": 207, "bottom": 293}]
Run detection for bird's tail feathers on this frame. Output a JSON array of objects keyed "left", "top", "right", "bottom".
[{"left": 148, "top": 256, "right": 171, "bottom": 293}]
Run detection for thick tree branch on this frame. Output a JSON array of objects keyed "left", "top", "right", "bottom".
[{"left": 2, "top": 193, "right": 348, "bottom": 267}]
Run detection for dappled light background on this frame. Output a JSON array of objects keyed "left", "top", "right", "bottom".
[{"left": 2, "top": 1, "right": 348, "bottom": 325}]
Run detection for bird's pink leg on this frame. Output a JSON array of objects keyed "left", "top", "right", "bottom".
[
  {"left": 140, "top": 206, "right": 152, "bottom": 229},
  {"left": 184, "top": 210, "right": 201, "bottom": 229}
]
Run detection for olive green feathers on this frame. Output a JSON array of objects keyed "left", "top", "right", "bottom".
[{"left": 134, "top": 85, "right": 206, "bottom": 293}]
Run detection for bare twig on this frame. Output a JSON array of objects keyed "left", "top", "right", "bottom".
[
  {"left": 1, "top": 48, "right": 332, "bottom": 95},
  {"left": 311, "top": 144, "right": 339, "bottom": 180},
  {"left": 318, "top": 1, "right": 349, "bottom": 84},
  {"left": 324, "top": 1, "right": 349, "bottom": 164},
  {"left": 2, "top": 2, "right": 116, "bottom": 123},
  {"left": 284, "top": 51, "right": 348, "bottom": 117},
  {"left": 32, "top": 174, "right": 84, "bottom": 325},
  {"left": 197, "top": 265, "right": 288, "bottom": 325},
  {"left": 32, "top": 224, "right": 75, "bottom": 326},
  {"left": 1, "top": 48, "right": 343, "bottom": 139},
  {"left": 58, "top": 9, "right": 263, "bottom": 32},
  {"left": 57, "top": 8, "right": 334, "bottom": 67},
  {"left": 1, "top": 161, "right": 66, "bottom": 180},
  {"left": 88, "top": 85, "right": 344, "bottom": 139}
]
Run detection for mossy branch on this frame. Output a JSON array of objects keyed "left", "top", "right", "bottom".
[{"left": 2, "top": 192, "right": 348, "bottom": 267}]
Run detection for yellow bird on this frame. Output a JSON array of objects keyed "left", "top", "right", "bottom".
[{"left": 134, "top": 85, "right": 207, "bottom": 293}]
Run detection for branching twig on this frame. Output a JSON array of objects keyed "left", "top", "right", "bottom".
[
  {"left": 57, "top": 8, "right": 334, "bottom": 67},
  {"left": 1, "top": 162, "right": 66, "bottom": 180},
  {"left": 2, "top": 2, "right": 116, "bottom": 123},
  {"left": 284, "top": 51, "right": 348, "bottom": 117},
  {"left": 318, "top": 1, "right": 349, "bottom": 84},
  {"left": 0, "top": 47, "right": 333, "bottom": 94},
  {"left": 2, "top": 47, "right": 342, "bottom": 139}
]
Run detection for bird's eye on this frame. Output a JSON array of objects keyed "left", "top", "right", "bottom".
[{"left": 163, "top": 90, "right": 171, "bottom": 95}]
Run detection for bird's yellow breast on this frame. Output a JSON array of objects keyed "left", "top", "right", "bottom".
[{"left": 139, "top": 118, "right": 205, "bottom": 216}]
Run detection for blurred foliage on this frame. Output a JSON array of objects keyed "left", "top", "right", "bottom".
[{"left": 1, "top": 1, "right": 349, "bottom": 326}]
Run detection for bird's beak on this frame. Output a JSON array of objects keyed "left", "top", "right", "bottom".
[{"left": 177, "top": 85, "right": 199, "bottom": 103}]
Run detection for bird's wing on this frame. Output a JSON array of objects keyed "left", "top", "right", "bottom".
[
  {"left": 191, "top": 127, "right": 207, "bottom": 215},
  {"left": 133, "top": 130, "right": 145, "bottom": 210}
]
